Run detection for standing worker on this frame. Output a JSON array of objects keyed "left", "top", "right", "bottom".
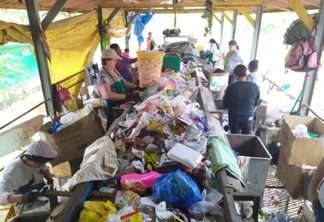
[
  {"left": 0, "top": 141, "right": 57, "bottom": 214},
  {"left": 223, "top": 64, "right": 260, "bottom": 134},
  {"left": 146, "top": 32, "right": 157, "bottom": 50},
  {"left": 98, "top": 48, "right": 143, "bottom": 131},
  {"left": 110, "top": 43, "right": 137, "bottom": 83},
  {"left": 208, "top": 38, "right": 220, "bottom": 69},
  {"left": 224, "top": 40, "right": 244, "bottom": 85}
]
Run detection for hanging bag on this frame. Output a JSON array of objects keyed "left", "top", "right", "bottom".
[
  {"left": 57, "top": 85, "right": 70, "bottom": 101},
  {"left": 285, "top": 38, "right": 317, "bottom": 72}
]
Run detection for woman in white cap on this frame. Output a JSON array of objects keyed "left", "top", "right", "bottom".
[
  {"left": 98, "top": 48, "right": 143, "bottom": 131},
  {"left": 0, "top": 141, "right": 57, "bottom": 213}
]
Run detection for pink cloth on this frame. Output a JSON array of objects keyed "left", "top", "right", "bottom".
[
  {"left": 121, "top": 52, "right": 131, "bottom": 60},
  {"left": 121, "top": 52, "right": 132, "bottom": 69}
]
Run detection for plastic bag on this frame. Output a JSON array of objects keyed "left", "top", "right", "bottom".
[
  {"left": 188, "top": 201, "right": 222, "bottom": 220},
  {"left": 152, "top": 170, "right": 202, "bottom": 208},
  {"left": 60, "top": 111, "right": 81, "bottom": 126},
  {"left": 79, "top": 200, "right": 117, "bottom": 222}
]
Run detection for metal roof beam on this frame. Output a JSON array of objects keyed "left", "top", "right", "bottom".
[
  {"left": 126, "top": 11, "right": 140, "bottom": 27},
  {"left": 238, "top": 7, "right": 255, "bottom": 27},
  {"left": 288, "top": 0, "right": 314, "bottom": 31},
  {"left": 213, "top": 13, "right": 221, "bottom": 24},
  {"left": 222, "top": 11, "right": 232, "bottom": 24},
  {"left": 101, "top": 2, "right": 262, "bottom": 9},
  {"left": 106, "top": 7, "right": 120, "bottom": 23},
  {"left": 41, "top": 0, "right": 68, "bottom": 30}
]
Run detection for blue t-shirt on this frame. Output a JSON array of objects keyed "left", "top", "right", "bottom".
[{"left": 223, "top": 81, "right": 260, "bottom": 116}]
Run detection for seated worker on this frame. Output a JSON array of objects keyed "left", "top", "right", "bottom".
[
  {"left": 98, "top": 48, "right": 143, "bottom": 131},
  {"left": 110, "top": 43, "right": 137, "bottom": 83},
  {"left": 223, "top": 64, "right": 260, "bottom": 134},
  {"left": 309, "top": 157, "right": 324, "bottom": 222},
  {"left": 0, "top": 141, "right": 57, "bottom": 214}
]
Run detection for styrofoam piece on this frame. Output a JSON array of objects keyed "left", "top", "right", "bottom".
[{"left": 167, "top": 143, "right": 203, "bottom": 168}]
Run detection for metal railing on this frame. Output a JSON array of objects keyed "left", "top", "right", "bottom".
[{"left": 0, "top": 99, "right": 50, "bottom": 131}]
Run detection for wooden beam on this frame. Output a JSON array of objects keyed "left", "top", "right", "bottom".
[
  {"left": 138, "top": 8, "right": 234, "bottom": 14},
  {"left": 106, "top": 7, "right": 120, "bottom": 23},
  {"left": 287, "top": 0, "right": 314, "bottom": 31},
  {"left": 222, "top": 11, "right": 232, "bottom": 24},
  {"left": 238, "top": 7, "right": 255, "bottom": 27},
  {"left": 101, "top": 2, "right": 262, "bottom": 9},
  {"left": 41, "top": 0, "right": 67, "bottom": 30},
  {"left": 213, "top": 13, "right": 221, "bottom": 24},
  {"left": 264, "top": 2, "right": 293, "bottom": 12}
]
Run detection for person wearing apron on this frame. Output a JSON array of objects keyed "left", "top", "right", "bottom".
[{"left": 98, "top": 49, "right": 143, "bottom": 131}]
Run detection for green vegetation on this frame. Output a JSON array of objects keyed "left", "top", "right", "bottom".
[{"left": 0, "top": 54, "right": 27, "bottom": 109}]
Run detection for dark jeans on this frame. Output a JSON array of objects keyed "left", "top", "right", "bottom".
[
  {"left": 316, "top": 201, "right": 324, "bottom": 222},
  {"left": 228, "top": 74, "right": 236, "bottom": 85},
  {"left": 211, "top": 60, "right": 217, "bottom": 68},
  {"left": 229, "top": 115, "right": 254, "bottom": 134}
]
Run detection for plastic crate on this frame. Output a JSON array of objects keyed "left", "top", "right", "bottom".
[{"left": 162, "top": 55, "right": 181, "bottom": 71}]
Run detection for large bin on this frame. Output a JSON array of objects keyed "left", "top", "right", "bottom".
[
  {"left": 136, "top": 50, "right": 164, "bottom": 87},
  {"left": 226, "top": 134, "right": 272, "bottom": 200}
]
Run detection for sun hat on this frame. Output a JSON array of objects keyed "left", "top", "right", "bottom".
[
  {"left": 101, "top": 48, "right": 121, "bottom": 60},
  {"left": 26, "top": 141, "right": 58, "bottom": 158}
]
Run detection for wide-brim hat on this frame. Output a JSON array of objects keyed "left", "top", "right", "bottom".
[
  {"left": 26, "top": 141, "right": 57, "bottom": 158},
  {"left": 101, "top": 48, "right": 121, "bottom": 60}
]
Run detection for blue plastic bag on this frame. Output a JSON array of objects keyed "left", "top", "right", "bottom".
[{"left": 152, "top": 171, "right": 202, "bottom": 209}]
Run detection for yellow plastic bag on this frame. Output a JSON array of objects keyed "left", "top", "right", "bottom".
[
  {"left": 79, "top": 208, "right": 101, "bottom": 222},
  {"left": 79, "top": 200, "right": 117, "bottom": 222},
  {"left": 137, "top": 50, "right": 164, "bottom": 87}
]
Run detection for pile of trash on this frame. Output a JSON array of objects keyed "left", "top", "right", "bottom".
[{"left": 63, "top": 68, "right": 258, "bottom": 222}]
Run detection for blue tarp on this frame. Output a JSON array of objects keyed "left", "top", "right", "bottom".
[{"left": 133, "top": 12, "right": 154, "bottom": 43}]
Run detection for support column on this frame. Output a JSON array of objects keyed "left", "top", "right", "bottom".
[
  {"left": 97, "top": 6, "right": 104, "bottom": 51},
  {"left": 25, "top": 0, "right": 54, "bottom": 117},
  {"left": 220, "top": 14, "right": 224, "bottom": 44},
  {"left": 231, "top": 10, "right": 238, "bottom": 40},
  {"left": 250, "top": 5, "right": 263, "bottom": 61},
  {"left": 124, "top": 11, "right": 130, "bottom": 49},
  {"left": 299, "top": 0, "right": 324, "bottom": 115}
]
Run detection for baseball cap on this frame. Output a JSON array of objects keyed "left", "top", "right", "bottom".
[
  {"left": 26, "top": 141, "right": 58, "bottom": 159},
  {"left": 101, "top": 48, "right": 121, "bottom": 60}
]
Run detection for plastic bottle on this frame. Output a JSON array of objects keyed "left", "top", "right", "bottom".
[
  {"left": 62, "top": 95, "right": 78, "bottom": 112},
  {"left": 120, "top": 171, "right": 161, "bottom": 188}
]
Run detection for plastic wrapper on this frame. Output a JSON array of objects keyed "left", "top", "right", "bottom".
[
  {"left": 122, "top": 179, "right": 147, "bottom": 196},
  {"left": 152, "top": 170, "right": 202, "bottom": 209},
  {"left": 293, "top": 124, "right": 309, "bottom": 138},
  {"left": 60, "top": 111, "right": 81, "bottom": 126},
  {"left": 79, "top": 200, "right": 117, "bottom": 222},
  {"left": 188, "top": 201, "right": 222, "bottom": 220},
  {"left": 114, "top": 190, "right": 140, "bottom": 208}
]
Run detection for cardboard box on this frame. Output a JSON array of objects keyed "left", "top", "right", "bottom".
[
  {"left": 279, "top": 115, "right": 324, "bottom": 167},
  {"left": 276, "top": 150, "right": 315, "bottom": 199},
  {"left": 38, "top": 110, "right": 104, "bottom": 166}
]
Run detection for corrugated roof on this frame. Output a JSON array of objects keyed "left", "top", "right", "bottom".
[{"left": 0, "top": 0, "right": 321, "bottom": 13}]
